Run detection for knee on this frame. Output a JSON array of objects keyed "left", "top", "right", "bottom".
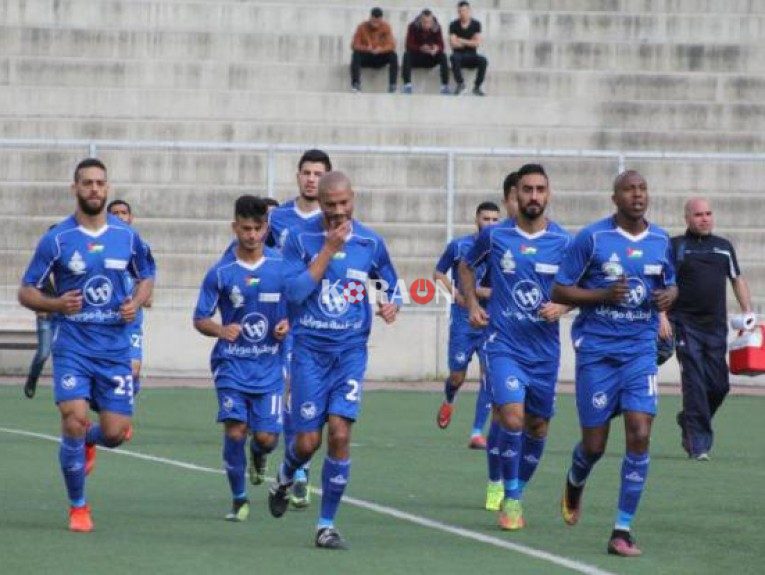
[
  {"left": 625, "top": 422, "right": 652, "bottom": 452},
  {"left": 61, "top": 413, "right": 89, "bottom": 437},
  {"left": 449, "top": 371, "right": 466, "bottom": 386},
  {"left": 525, "top": 417, "right": 549, "bottom": 439},
  {"left": 101, "top": 429, "right": 128, "bottom": 448},
  {"left": 498, "top": 406, "right": 524, "bottom": 432},
  {"left": 328, "top": 425, "right": 351, "bottom": 451},
  {"left": 225, "top": 424, "right": 248, "bottom": 442},
  {"left": 254, "top": 432, "right": 279, "bottom": 453},
  {"left": 296, "top": 433, "right": 320, "bottom": 457},
  {"left": 581, "top": 438, "right": 606, "bottom": 459}
]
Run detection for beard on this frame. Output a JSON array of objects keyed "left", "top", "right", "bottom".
[
  {"left": 77, "top": 194, "right": 106, "bottom": 216},
  {"left": 520, "top": 203, "right": 544, "bottom": 220}
]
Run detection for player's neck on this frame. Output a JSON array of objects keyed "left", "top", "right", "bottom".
[
  {"left": 75, "top": 210, "right": 107, "bottom": 231},
  {"left": 614, "top": 213, "right": 647, "bottom": 235},
  {"left": 295, "top": 196, "right": 319, "bottom": 214},
  {"left": 235, "top": 244, "right": 264, "bottom": 264},
  {"left": 516, "top": 215, "right": 547, "bottom": 235}
]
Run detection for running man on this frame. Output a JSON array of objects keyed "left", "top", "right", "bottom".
[
  {"left": 18, "top": 158, "right": 155, "bottom": 532},
  {"left": 552, "top": 170, "right": 677, "bottom": 556}
]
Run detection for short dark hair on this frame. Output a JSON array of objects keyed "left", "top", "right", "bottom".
[
  {"left": 107, "top": 199, "right": 131, "bottom": 214},
  {"left": 234, "top": 195, "right": 268, "bottom": 222},
  {"left": 421, "top": 9, "right": 433, "bottom": 17},
  {"left": 262, "top": 197, "right": 280, "bottom": 209},
  {"left": 73, "top": 158, "right": 107, "bottom": 183},
  {"left": 457, "top": 1, "right": 470, "bottom": 8},
  {"left": 476, "top": 201, "right": 500, "bottom": 215},
  {"left": 371, "top": 7, "right": 383, "bottom": 18},
  {"left": 502, "top": 171, "right": 519, "bottom": 200},
  {"left": 298, "top": 149, "right": 332, "bottom": 172},
  {"left": 516, "top": 163, "right": 548, "bottom": 182}
]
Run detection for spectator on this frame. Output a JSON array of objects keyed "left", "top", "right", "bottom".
[
  {"left": 449, "top": 1, "right": 488, "bottom": 96},
  {"left": 670, "top": 198, "right": 754, "bottom": 461},
  {"left": 350, "top": 7, "right": 398, "bottom": 93},
  {"left": 401, "top": 9, "right": 450, "bottom": 95}
]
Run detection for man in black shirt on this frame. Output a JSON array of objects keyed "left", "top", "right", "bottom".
[
  {"left": 449, "top": 1, "right": 488, "bottom": 96},
  {"left": 670, "top": 198, "right": 753, "bottom": 461}
]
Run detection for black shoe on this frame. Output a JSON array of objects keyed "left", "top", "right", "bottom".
[
  {"left": 268, "top": 482, "right": 291, "bottom": 518},
  {"left": 315, "top": 527, "right": 348, "bottom": 550},
  {"left": 351, "top": 83, "right": 361, "bottom": 93},
  {"left": 454, "top": 83, "right": 466, "bottom": 95},
  {"left": 248, "top": 450, "right": 267, "bottom": 486},
  {"left": 24, "top": 378, "right": 37, "bottom": 399},
  {"left": 676, "top": 411, "right": 691, "bottom": 456},
  {"left": 472, "top": 87, "right": 486, "bottom": 96}
]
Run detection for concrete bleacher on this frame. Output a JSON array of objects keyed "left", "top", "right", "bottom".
[{"left": 1, "top": 0, "right": 763, "bottom": 380}]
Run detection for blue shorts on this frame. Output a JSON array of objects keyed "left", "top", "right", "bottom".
[
  {"left": 448, "top": 320, "right": 484, "bottom": 372},
  {"left": 485, "top": 350, "right": 558, "bottom": 420},
  {"left": 291, "top": 344, "right": 368, "bottom": 432},
  {"left": 575, "top": 351, "right": 658, "bottom": 427},
  {"left": 52, "top": 352, "right": 134, "bottom": 416},
  {"left": 216, "top": 388, "right": 283, "bottom": 433},
  {"left": 128, "top": 328, "right": 143, "bottom": 362}
]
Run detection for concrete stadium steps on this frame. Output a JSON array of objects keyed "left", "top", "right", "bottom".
[
  {"left": 4, "top": 1, "right": 763, "bottom": 44},
  {"left": 3, "top": 87, "right": 765, "bottom": 135},
  {"left": 12, "top": 57, "right": 765, "bottom": 104},
  {"left": 2, "top": 26, "right": 764, "bottom": 74}
]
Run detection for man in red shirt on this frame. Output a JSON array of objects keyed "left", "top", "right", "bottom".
[
  {"left": 350, "top": 7, "right": 398, "bottom": 93},
  {"left": 401, "top": 9, "right": 450, "bottom": 95}
]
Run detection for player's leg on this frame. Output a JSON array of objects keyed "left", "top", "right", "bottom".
[
  {"left": 608, "top": 363, "right": 658, "bottom": 557},
  {"left": 485, "top": 408, "right": 503, "bottom": 510},
  {"left": 221, "top": 408, "right": 250, "bottom": 522},
  {"left": 249, "top": 391, "right": 282, "bottom": 486},
  {"left": 437, "top": 325, "right": 470, "bottom": 429},
  {"left": 468, "top": 336, "right": 491, "bottom": 448},
  {"left": 518, "top": 369, "right": 557, "bottom": 498},
  {"left": 24, "top": 315, "right": 52, "bottom": 398},
  {"left": 314, "top": 347, "right": 366, "bottom": 550},
  {"left": 129, "top": 328, "right": 143, "bottom": 398}
]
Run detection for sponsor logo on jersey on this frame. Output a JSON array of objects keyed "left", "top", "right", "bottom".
[
  {"left": 83, "top": 275, "right": 113, "bottom": 306},
  {"left": 68, "top": 251, "right": 86, "bottom": 275},
  {"left": 520, "top": 244, "right": 537, "bottom": 255},
  {"left": 624, "top": 277, "right": 647, "bottom": 308},
  {"left": 241, "top": 312, "right": 268, "bottom": 343},
  {"left": 592, "top": 391, "right": 608, "bottom": 410},
  {"left": 230, "top": 285, "right": 244, "bottom": 308},
  {"left": 511, "top": 280, "right": 543, "bottom": 312}
]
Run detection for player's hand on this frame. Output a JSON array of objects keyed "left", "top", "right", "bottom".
[
  {"left": 453, "top": 292, "right": 467, "bottom": 308},
  {"left": 468, "top": 304, "right": 489, "bottom": 328},
  {"left": 538, "top": 302, "right": 568, "bottom": 322},
  {"left": 658, "top": 313, "right": 673, "bottom": 340},
  {"left": 273, "top": 319, "right": 290, "bottom": 341},
  {"left": 376, "top": 302, "right": 398, "bottom": 324},
  {"left": 604, "top": 275, "right": 629, "bottom": 305},
  {"left": 120, "top": 297, "right": 138, "bottom": 323},
  {"left": 220, "top": 323, "right": 242, "bottom": 342},
  {"left": 57, "top": 290, "right": 83, "bottom": 315},
  {"left": 653, "top": 288, "right": 675, "bottom": 312},
  {"left": 324, "top": 220, "right": 351, "bottom": 253}
]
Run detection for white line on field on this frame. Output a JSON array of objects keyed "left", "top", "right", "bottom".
[{"left": 0, "top": 426, "right": 615, "bottom": 575}]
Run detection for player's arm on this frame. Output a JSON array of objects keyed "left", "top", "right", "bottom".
[
  {"left": 459, "top": 228, "right": 491, "bottom": 327},
  {"left": 122, "top": 234, "right": 156, "bottom": 322},
  {"left": 18, "top": 232, "right": 82, "bottom": 315},
  {"left": 433, "top": 240, "right": 463, "bottom": 306},
  {"left": 370, "top": 238, "right": 401, "bottom": 324},
  {"left": 192, "top": 269, "right": 240, "bottom": 342},
  {"left": 652, "top": 237, "right": 679, "bottom": 313}
]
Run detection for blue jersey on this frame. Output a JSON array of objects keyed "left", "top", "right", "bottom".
[
  {"left": 465, "top": 219, "right": 571, "bottom": 363},
  {"left": 125, "top": 238, "right": 154, "bottom": 334},
  {"left": 555, "top": 216, "right": 676, "bottom": 355},
  {"left": 193, "top": 254, "right": 287, "bottom": 393},
  {"left": 268, "top": 203, "right": 321, "bottom": 250},
  {"left": 22, "top": 214, "right": 156, "bottom": 359},
  {"left": 435, "top": 234, "right": 489, "bottom": 334},
  {"left": 282, "top": 218, "right": 399, "bottom": 352}
]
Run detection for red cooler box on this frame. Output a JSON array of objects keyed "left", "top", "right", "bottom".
[{"left": 729, "top": 326, "right": 765, "bottom": 376}]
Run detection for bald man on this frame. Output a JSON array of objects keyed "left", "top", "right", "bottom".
[{"left": 670, "top": 198, "right": 752, "bottom": 461}]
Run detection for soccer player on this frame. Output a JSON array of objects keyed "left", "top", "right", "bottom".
[
  {"left": 460, "top": 164, "right": 571, "bottom": 528},
  {"left": 267, "top": 149, "right": 332, "bottom": 248},
  {"left": 552, "top": 170, "right": 677, "bottom": 556},
  {"left": 503, "top": 171, "right": 519, "bottom": 218},
  {"left": 268, "top": 171, "right": 399, "bottom": 550},
  {"left": 18, "top": 158, "right": 155, "bottom": 532},
  {"left": 194, "top": 195, "right": 289, "bottom": 522},
  {"left": 107, "top": 199, "right": 153, "bottom": 397},
  {"left": 434, "top": 201, "right": 500, "bottom": 448}
]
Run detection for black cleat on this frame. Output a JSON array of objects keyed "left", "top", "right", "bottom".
[
  {"left": 315, "top": 527, "right": 348, "bottom": 550},
  {"left": 24, "top": 378, "right": 37, "bottom": 399},
  {"left": 248, "top": 450, "right": 267, "bottom": 486},
  {"left": 268, "top": 482, "right": 291, "bottom": 518}
]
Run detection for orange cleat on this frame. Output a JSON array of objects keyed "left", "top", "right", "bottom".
[
  {"left": 124, "top": 423, "right": 133, "bottom": 442},
  {"left": 69, "top": 504, "right": 93, "bottom": 533},
  {"left": 561, "top": 477, "right": 583, "bottom": 526},
  {"left": 607, "top": 530, "right": 643, "bottom": 557},
  {"left": 437, "top": 402, "right": 454, "bottom": 429}
]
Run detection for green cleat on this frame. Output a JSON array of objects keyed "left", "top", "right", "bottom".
[
  {"left": 485, "top": 482, "right": 504, "bottom": 511},
  {"left": 225, "top": 498, "right": 250, "bottom": 522},
  {"left": 248, "top": 451, "right": 267, "bottom": 486},
  {"left": 290, "top": 478, "right": 311, "bottom": 508},
  {"left": 498, "top": 498, "right": 525, "bottom": 531}
]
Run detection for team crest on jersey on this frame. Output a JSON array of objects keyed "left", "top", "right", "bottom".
[
  {"left": 500, "top": 250, "right": 516, "bottom": 274},
  {"left": 592, "top": 391, "right": 608, "bottom": 410},
  {"left": 506, "top": 376, "right": 520, "bottom": 391},
  {"left": 602, "top": 252, "right": 623, "bottom": 280},
  {"left": 230, "top": 285, "right": 245, "bottom": 308},
  {"left": 454, "top": 352, "right": 467, "bottom": 364},
  {"left": 222, "top": 395, "right": 235, "bottom": 412},
  {"left": 61, "top": 374, "right": 77, "bottom": 390},
  {"left": 68, "top": 250, "right": 86, "bottom": 275},
  {"left": 300, "top": 401, "right": 317, "bottom": 420}
]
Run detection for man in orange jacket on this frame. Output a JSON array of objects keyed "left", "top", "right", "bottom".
[{"left": 350, "top": 7, "right": 398, "bottom": 93}]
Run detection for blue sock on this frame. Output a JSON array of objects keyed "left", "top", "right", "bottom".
[
  {"left": 518, "top": 433, "right": 546, "bottom": 495},
  {"left": 499, "top": 428, "right": 523, "bottom": 500},
  {"left": 444, "top": 378, "right": 458, "bottom": 404},
  {"left": 486, "top": 420, "right": 502, "bottom": 482},
  {"left": 471, "top": 383, "right": 491, "bottom": 436},
  {"left": 568, "top": 442, "right": 603, "bottom": 487},
  {"left": 59, "top": 436, "right": 86, "bottom": 507},
  {"left": 85, "top": 424, "right": 105, "bottom": 446},
  {"left": 615, "top": 451, "right": 650, "bottom": 531},
  {"left": 318, "top": 457, "right": 350, "bottom": 529},
  {"left": 279, "top": 440, "right": 311, "bottom": 485},
  {"left": 223, "top": 435, "right": 247, "bottom": 500}
]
